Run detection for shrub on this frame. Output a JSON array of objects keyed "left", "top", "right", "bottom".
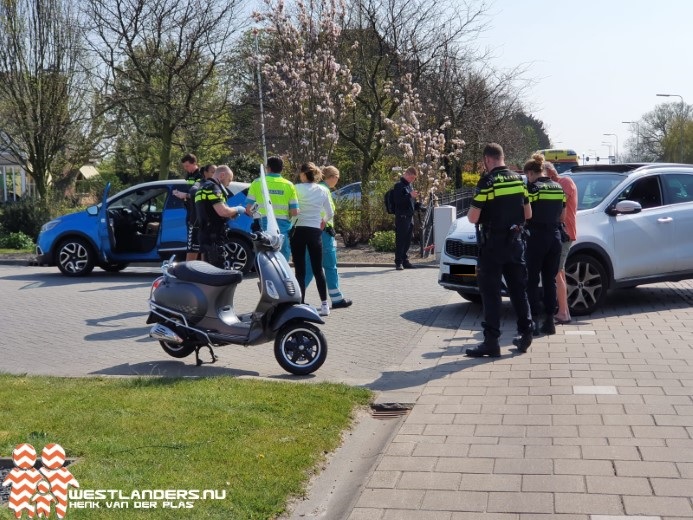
[
  {"left": 462, "top": 171, "right": 481, "bottom": 187},
  {"left": 0, "top": 231, "right": 35, "bottom": 250},
  {"left": 334, "top": 202, "right": 362, "bottom": 247},
  {"left": 0, "top": 198, "right": 52, "bottom": 241},
  {"left": 369, "top": 230, "right": 396, "bottom": 252}
]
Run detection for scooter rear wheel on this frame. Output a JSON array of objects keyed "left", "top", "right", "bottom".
[
  {"left": 274, "top": 321, "right": 327, "bottom": 375},
  {"left": 159, "top": 340, "right": 196, "bottom": 359}
]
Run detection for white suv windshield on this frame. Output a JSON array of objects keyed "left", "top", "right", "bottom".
[{"left": 568, "top": 173, "right": 624, "bottom": 210}]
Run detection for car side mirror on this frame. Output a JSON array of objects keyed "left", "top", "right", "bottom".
[
  {"left": 608, "top": 200, "right": 642, "bottom": 216},
  {"left": 86, "top": 205, "right": 98, "bottom": 216}
]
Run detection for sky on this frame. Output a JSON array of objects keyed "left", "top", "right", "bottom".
[{"left": 478, "top": 0, "right": 693, "bottom": 162}]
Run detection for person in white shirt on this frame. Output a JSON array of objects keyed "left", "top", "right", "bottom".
[{"left": 291, "top": 162, "right": 334, "bottom": 316}]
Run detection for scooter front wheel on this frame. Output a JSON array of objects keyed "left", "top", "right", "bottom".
[
  {"left": 274, "top": 321, "right": 327, "bottom": 375},
  {"left": 159, "top": 340, "right": 196, "bottom": 359}
]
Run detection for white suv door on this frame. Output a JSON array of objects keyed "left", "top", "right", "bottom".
[
  {"left": 661, "top": 172, "right": 693, "bottom": 272},
  {"left": 611, "top": 175, "right": 677, "bottom": 279}
]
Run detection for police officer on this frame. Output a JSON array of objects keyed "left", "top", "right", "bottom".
[
  {"left": 186, "top": 163, "right": 216, "bottom": 260},
  {"left": 466, "top": 143, "right": 534, "bottom": 357},
  {"left": 194, "top": 165, "right": 246, "bottom": 268},
  {"left": 523, "top": 154, "right": 566, "bottom": 336},
  {"left": 173, "top": 153, "right": 203, "bottom": 261},
  {"left": 392, "top": 166, "right": 421, "bottom": 270},
  {"left": 244, "top": 156, "right": 299, "bottom": 261}
]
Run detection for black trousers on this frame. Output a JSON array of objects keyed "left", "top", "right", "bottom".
[
  {"left": 395, "top": 214, "right": 414, "bottom": 265},
  {"left": 525, "top": 227, "right": 562, "bottom": 317},
  {"left": 199, "top": 228, "right": 224, "bottom": 268},
  {"left": 477, "top": 233, "right": 533, "bottom": 343},
  {"left": 290, "top": 226, "right": 327, "bottom": 303}
]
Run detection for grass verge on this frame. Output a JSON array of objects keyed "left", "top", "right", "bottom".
[{"left": 0, "top": 374, "right": 371, "bottom": 519}]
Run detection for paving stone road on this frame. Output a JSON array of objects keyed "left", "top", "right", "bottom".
[
  {"left": 3, "top": 263, "right": 693, "bottom": 518},
  {"left": 0, "top": 263, "right": 454, "bottom": 389}
]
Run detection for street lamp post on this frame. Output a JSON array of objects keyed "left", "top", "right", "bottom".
[
  {"left": 603, "top": 133, "right": 618, "bottom": 163},
  {"left": 622, "top": 121, "right": 640, "bottom": 161},
  {"left": 601, "top": 142, "right": 613, "bottom": 162},
  {"left": 656, "top": 93, "right": 685, "bottom": 162}
]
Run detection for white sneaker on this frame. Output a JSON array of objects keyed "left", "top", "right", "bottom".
[{"left": 318, "top": 302, "right": 330, "bottom": 317}]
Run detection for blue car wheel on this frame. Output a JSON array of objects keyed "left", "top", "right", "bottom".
[{"left": 57, "top": 237, "right": 95, "bottom": 277}]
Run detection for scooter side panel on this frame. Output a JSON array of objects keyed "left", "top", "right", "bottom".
[{"left": 152, "top": 281, "right": 207, "bottom": 324}]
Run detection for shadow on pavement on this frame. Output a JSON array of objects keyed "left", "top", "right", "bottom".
[
  {"left": 0, "top": 270, "right": 157, "bottom": 289},
  {"left": 367, "top": 353, "right": 520, "bottom": 392},
  {"left": 90, "top": 361, "right": 260, "bottom": 378}
]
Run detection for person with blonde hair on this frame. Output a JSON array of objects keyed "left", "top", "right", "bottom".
[
  {"left": 523, "top": 153, "right": 566, "bottom": 336},
  {"left": 291, "top": 162, "right": 334, "bottom": 316},
  {"left": 304, "top": 165, "right": 352, "bottom": 309}
]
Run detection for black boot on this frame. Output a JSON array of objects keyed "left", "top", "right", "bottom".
[
  {"left": 540, "top": 315, "right": 556, "bottom": 335},
  {"left": 512, "top": 330, "right": 533, "bottom": 353},
  {"left": 466, "top": 341, "right": 501, "bottom": 358},
  {"left": 532, "top": 317, "right": 541, "bottom": 337}
]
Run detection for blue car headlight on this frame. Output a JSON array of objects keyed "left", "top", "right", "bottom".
[{"left": 40, "top": 220, "right": 60, "bottom": 233}]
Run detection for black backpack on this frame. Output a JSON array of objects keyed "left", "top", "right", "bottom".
[{"left": 384, "top": 188, "right": 395, "bottom": 215}]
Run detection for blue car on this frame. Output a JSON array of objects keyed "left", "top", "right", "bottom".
[{"left": 36, "top": 179, "right": 254, "bottom": 276}]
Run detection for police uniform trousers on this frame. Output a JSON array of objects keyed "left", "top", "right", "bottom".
[
  {"left": 199, "top": 226, "right": 225, "bottom": 268},
  {"left": 525, "top": 225, "right": 562, "bottom": 317},
  {"left": 304, "top": 230, "right": 346, "bottom": 304},
  {"left": 477, "top": 232, "right": 533, "bottom": 342},
  {"left": 260, "top": 216, "right": 293, "bottom": 261},
  {"left": 394, "top": 214, "right": 414, "bottom": 265}
]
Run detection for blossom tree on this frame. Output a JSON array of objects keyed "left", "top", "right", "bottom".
[
  {"left": 384, "top": 73, "right": 464, "bottom": 206},
  {"left": 253, "top": 0, "right": 361, "bottom": 167}
]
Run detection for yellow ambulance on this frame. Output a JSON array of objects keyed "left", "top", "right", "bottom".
[{"left": 534, "top": 149, "right": 579, "bottom": 173}]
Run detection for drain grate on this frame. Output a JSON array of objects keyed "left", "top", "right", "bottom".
[{"left": 369, "top": 403, "right": 413, "bottom": 420}]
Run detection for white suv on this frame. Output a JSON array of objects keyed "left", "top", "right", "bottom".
[{"left": 438, "top": 163, "right": 693, "bottom": 315}]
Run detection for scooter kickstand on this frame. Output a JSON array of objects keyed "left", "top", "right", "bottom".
[{"left": 194, "top": 344, "right": 218, "bottom": 366}]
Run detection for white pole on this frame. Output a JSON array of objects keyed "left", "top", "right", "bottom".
[{"left": 254, "top": 31, "right": 268, "bottom": 166}]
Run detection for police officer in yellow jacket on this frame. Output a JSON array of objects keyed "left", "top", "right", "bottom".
[
  {"left": 466, "top": 143, "right": 534, "bottom": 357},
  {"left": 523, "top": 154, "right": 566, "bottom": 336},
  {"left": 244, "top": 156, "right": 299, "bottom": 261}
]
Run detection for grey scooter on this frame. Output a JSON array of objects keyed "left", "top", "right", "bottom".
[{"left": 146, "top": 231, "right": 327, "bottom": 375}]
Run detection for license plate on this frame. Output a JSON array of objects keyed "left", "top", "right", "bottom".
[{"left": 450, "top": 264, "right": 476, "bottom": 277}]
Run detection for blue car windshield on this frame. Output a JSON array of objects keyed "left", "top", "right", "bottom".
[{"left": 566, "top": 173, "right": 624, "bottom": 210}]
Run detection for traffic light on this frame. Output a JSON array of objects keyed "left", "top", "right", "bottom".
[
  {"left": 596, "top": 157, "right": 600, "bottom": 162},
  {"left": 585, "top": 157, "right": 590, "bottom": 162}
]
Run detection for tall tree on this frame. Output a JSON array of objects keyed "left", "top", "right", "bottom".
[
  {"left": 339, "top": 0, "right": 488, "bottom": 188},
  {"left": 633, "top": 103, "right": 690, "bottom": 162},
  {"left": 0, "top": 0, "right": 97, "bottom": 198},
  {"left": 84, "top": 0, "right": 245, "bottom": 180},
  {"left": 253, "top": 0, "right": 361, "bottom": 167}
]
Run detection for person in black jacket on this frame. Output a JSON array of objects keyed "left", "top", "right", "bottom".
[
  {"left": 194, "top": 165, "right": 246, "bottom": 268},
  {"left": 466, "top": 143, "right": 534, "bottom": 357},
  {"left": 172, "top": 153, "right": 203, "bottom": 261},
  {"left": 523, "top": 154, "right": 566, "bottom": 336},
  {"left": 392, "top": 166, "right": 421, "bottom": 270}
]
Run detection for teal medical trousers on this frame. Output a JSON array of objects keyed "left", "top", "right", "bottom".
[{"left": 304, "top": 230, "right": 345, "bottom": 304}]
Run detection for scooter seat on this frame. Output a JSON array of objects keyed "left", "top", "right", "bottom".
[{"left": 170, "top": 261, "right": 243, "bottom": 287}]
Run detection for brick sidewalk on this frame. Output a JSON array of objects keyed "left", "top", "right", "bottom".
[{"left": 348, "top": 280, "right": 693, "bottom": 519}]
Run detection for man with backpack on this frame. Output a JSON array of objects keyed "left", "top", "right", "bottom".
[{"left": 391, "top": 166, "right": 420, "bottom": 270}]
